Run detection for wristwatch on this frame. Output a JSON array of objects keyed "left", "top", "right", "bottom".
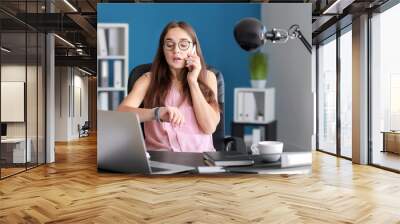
[{"left": 154, "top": 107, "right": 161, "bottom": 122}]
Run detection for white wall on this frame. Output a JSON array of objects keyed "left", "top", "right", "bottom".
[
  {"left": 1, "top": 64, "right": 46, "bottom": 164},
  {"left": 261, "top": 4, "right": 314, "bottom": 151},
  {"left": 1, "top": 65, "right": 41, "bottom": 137},
  {"left": 55, "top": 67, "right": 89, "bottom": 141},
  {"left": 72, "top": 73, "right": 89, "bottom": 138}
]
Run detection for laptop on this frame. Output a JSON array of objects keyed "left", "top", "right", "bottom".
[{"left": 97, "top": 110, "right": 195, "bottom": 174}]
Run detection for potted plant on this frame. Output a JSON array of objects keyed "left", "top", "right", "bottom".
[{"left": 249, "top": 51, "right": 268, "bottom": 88}]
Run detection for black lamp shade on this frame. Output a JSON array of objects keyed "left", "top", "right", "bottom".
[{"left": 233, "top": 18, "right": 267, "bottom": 51}]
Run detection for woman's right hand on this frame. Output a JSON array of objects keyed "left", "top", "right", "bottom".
[{"left": 159, "top": 106, "right": 185, "bottom": 127}]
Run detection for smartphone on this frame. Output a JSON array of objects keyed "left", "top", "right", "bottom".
[
  {"left": 191, "top": 44, "right": 196, "bottom": 55},
  {"left": 187, "top": 44, "right": 196, "bottom": 71}
]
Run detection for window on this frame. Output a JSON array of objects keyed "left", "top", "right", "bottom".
[
  {"left": 339, "top": 28, "right": 352, "bottom": 158},
  {"left": 318, "top": 36, "right": 337, "bottom": 155},
  {"left": 0, "top": 1, "right": 47, "bottom": 179},
  {"left": 371, "top": 2, "right": 400, "bottom": 171}
]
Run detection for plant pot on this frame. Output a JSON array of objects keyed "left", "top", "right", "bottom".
[{"left": 251, "top": 80, "right": 266, "bottom": 89}]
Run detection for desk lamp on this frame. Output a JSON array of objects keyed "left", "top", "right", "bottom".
[{"left": 233, "top": 17, "right": 311, "bottom": 53}]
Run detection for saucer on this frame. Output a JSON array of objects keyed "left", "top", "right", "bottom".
[{"left": 260, "top": 153, "right": 281, "bottom": 163}]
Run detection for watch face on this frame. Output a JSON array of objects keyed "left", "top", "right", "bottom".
[{"left": 155, "top": 107, "right": 161, "bottom": 122}]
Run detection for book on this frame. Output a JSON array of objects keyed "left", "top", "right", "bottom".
[
  {"left": 227, "top": 165, "right": 311, "bottom": 175},
  {"left": 203, "top": 151, "right": 254, "bottom": 167}
]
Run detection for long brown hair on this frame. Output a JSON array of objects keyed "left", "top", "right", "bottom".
[{"left": 143, "top": 21, "right": 219, "bottom": 111}]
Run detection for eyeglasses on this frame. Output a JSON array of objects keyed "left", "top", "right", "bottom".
[{"left": 163, "top": 40, "right": 193, "bottom": 51}]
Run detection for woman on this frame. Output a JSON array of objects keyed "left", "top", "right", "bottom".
[{"left": 118, "top": 21, "right": 220, "bottom": 153}]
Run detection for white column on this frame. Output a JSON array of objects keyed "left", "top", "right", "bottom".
[
  {"left": 352, "top": 14, "right": 369, "bottom": 164},
  {"left": 46, "top": 33, "right": 55, "bottom": 163}
]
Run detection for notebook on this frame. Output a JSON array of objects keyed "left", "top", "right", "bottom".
[
  {"left": 226, "top": 165, "right": 311, "bottom": 175},
  {"left": 203, "top": 151, "right": 254, "bottom": 167}
]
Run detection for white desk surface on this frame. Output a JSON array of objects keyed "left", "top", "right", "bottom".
[{"left": 1, "top": 138, "right": 28, "bottom": 144}]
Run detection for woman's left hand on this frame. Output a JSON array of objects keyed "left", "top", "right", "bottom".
[{"left": 186, "top": 52, "right": 201, "bottom": 84}]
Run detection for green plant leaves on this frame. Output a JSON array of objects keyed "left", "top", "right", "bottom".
[{"left": 249, "top": 52, "right": 268, "bottom": 80}]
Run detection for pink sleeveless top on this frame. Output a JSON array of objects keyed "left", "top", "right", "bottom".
[{"left": 144, "top": 86, "right": 216, "bottom": 153}]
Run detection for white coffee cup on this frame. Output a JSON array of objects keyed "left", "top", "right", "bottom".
[{"left": 251, "top": 141, "right": 284, "bottom": 162}]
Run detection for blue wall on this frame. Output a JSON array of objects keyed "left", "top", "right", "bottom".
[{"left": 98, "top": 3, "right": 260, "bottom": 134}]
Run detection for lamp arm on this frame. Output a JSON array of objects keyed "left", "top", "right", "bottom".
[
  {"left": 296, "top": 29, "right": 312, "bottom": 54},
  {"left": 288, "top": 24, "right": 312, "bottom": 54}
]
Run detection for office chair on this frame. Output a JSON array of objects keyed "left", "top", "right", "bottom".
[
  {"left": 78, "top": 121, "right": 90, "bottom": 138},
  {"left": 128, "top": 63, "right": 246, "bottom": 152}
]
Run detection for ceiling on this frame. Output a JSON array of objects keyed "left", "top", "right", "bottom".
[
  {"left": 0, "top": 0, "right": 98, "bottom": 73},
  {"left": 0, "top": 0, "right": 392, "bottom": 75}
]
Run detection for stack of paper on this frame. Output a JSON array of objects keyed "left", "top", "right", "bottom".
[
  {"left": 197, "top": 166, "right": 226, "bottom": 173},
  {"left": 281, "top": 152, "right": 312, "bottom": 168}
]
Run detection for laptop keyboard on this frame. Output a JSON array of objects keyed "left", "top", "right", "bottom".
[{"left": 150, "top": 166, "right": 167, "bottom": 172}]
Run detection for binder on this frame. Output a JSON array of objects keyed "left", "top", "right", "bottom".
[
  {"left": 237, "top": 91, "right": 244, "bottom": 121},
  {"left": 113, "top": 60, "right": 123, "bottom": 88},
  {"left": 100, "top": 61, "right": 109, "bottom": 87},
  {"left": 111, "top": 91, "right": 121, "bottom": 111},
  {"left": 252, "top": 128, "right": 261, "bottom": 145},
  {"left": 243, "top": 92, "right": 256, "bottom": 121},
  {"left": 108, "top": 28, "right": 120, "bottom": 55},
  {"left": 98, "top": 92, "right": 109, "bottom": 110},
  {"left": 98, "top": 28, "right": 108, "bottom": 56}
]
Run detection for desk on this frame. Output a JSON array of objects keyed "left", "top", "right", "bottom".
[
  {"left": 1, "top": 138, "right": 31, "bottom": 164},
  {"left": 149, "top": 151, "right": 205, "bottom": 167},
  {"left": 382, "top": 131, "right": 400, "bottom": 154},
  {"left": 148, "top": 150, "right": 311, "bottom": 174}
]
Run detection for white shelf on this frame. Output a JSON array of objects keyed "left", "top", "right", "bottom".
[
  {"left": 234, "top": 87, "right": 275, "bottom": 124},
  {"left": 98, "top": 87, "right": 125, "bottom": 92},
  {"left": 97, "top": 56, "right": 127, "bottom": 60},
  {"left": 97, "top": 23, "right": 129, "bottom": 111}
]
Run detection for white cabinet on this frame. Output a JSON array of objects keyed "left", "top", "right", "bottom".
[
  {"left": 234, "top": 88, "right": 275, "bottom": 124},
  {"left": 97, "top": 23, "right": 129, "bottom": 111}
]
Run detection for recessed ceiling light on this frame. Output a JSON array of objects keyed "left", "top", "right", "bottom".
[
  {"left": 1, "top": 47, "right": 11, "bottom": 53},
  {"left": 54, "top": 34, "right": 75, "bottom": 48},
  {"left": 63, "top": 0, "right": 78, "bottom": 12},
  {"left": 78, "top": 67, "right": 93, "bottom": 76}
]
